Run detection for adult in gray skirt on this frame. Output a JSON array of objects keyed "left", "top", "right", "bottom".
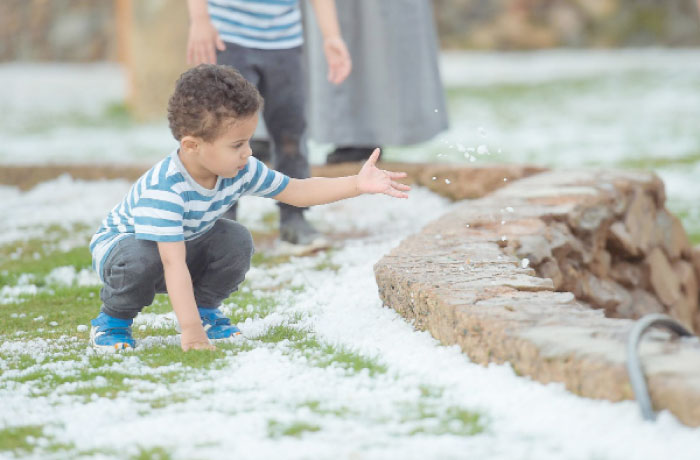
[{"left": 304, "top": 0, "right": 449, "bottom": 163}]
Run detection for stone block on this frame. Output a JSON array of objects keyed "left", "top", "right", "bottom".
[
  {"left": 590, "top": 249, "right": 612, "bottom": 279},
  {"left": 672, "top": 260, "right": 699, "bottom": 332},
  {"left": 568, "top": 203, "right": 613, "bottom": 233},
  {"left": 656, "top": 210, "right": 691, "bottom": 261},
  {"left": 610, "top": 261, "right": 647, "bottom": 290},
  {"left": 580, "top": 273, "right": 631, "bottom": 314},
  {"left": 607, "top": 221, "right": 640, "bottom": 258},
  {"left": 693, "top": 246, "right": 700, "bottom": 284},
  {"left": 537, "top": 259, "right": 564, "bottom": 290},
  {"left": 614, "top": 289, "right": 665, "bottom": 319},
  {"left": 624, "top": 190, "right": 658, "bottom": 253},
  {"left": 646, "top": 247, "right": 682, "bottom": 307}
]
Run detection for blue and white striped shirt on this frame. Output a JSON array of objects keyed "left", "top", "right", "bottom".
[
  {"left": 90, "top": 150, "right": 289, "bottom": 281},
  {"left": 208, "top": 0, "right": 303, "bottom": 50}
]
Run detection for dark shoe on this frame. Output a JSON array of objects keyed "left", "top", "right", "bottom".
[
  {"left": 280, "top": 211, "right": 323, "bottom": 245},
  {"left": 251, "top": 139, "right": 273, "bottom": 164},
  {"left": 326, "top": 146, "right": 380, "bottom": 164}
]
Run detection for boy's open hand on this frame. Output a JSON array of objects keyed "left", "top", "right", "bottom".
[{"left": 356, "top": 149, "right": 410, "bottom": 199}]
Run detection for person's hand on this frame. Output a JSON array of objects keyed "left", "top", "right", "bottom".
[
  {"left": 181, "top": 325, "right": 216, "bottom": 351},
  {"left": 356, "top": 149, "right": 410, "bottom": 199},
  {"left": 187, "top": 19, "right": 226, "bottom": 65},
  {"left": 323, "top": 36, "right": 352, "bottom": 85}
]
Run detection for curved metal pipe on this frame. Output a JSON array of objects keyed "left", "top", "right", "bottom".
[{"left": 626, "top": 314, "right": 693, "bottom": 421}]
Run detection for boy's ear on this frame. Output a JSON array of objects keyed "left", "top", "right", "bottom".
[{"left": 181, "top": 136, "right": 199, "bottom": 154}]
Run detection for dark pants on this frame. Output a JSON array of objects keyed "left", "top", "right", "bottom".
[
  {"left": 100, "top": 219, "right": 254, "bottom": 320},
  {"left": 218, "top": 42, "right": 309, "bottom": 218}
]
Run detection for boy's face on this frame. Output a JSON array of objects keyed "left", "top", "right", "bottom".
[{"left": 195, "top": 113, "right": 259, "bottom": 178}]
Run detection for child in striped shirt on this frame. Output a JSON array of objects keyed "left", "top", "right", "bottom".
[{"left": 89, "top": 64, "right": 409, "bottom": 352}]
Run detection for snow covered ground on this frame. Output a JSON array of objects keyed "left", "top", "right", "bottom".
[{"left": 2, "top": 50, "right": 700, "bottom": 459}]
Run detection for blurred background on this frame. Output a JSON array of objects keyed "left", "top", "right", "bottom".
[{"left": 1, "top": 0, "right": 699, "bottom": 235}]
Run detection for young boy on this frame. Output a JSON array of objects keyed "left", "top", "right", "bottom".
[{"left": 89, "top": 64, "right": 409, "bottom": 352}]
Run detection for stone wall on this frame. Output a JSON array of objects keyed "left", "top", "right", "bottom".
[
  {"left": 434, "top": 0, "right": 700, "bottom": 49},
  {"left": 374, "top": 168, "right": 700, "bottom": 426},
  {"left": 503, "top": 171, "right": 700, "bottom": 333},
  {"left": 1, "top": 0, "right": 699, "bottom": 63},
  {"left": 0, "top": 0, "right": 116, "bottom": 62}
]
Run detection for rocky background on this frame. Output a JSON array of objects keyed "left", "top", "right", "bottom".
[
  {"left": 434, "top": 0, "right": 700, "bottom": 49},
  {"left": 0, "top": 0, "right": 117, "bottom": 62},
  {"left": 1, "top": 0, "right": 699, "bottom": 62}
]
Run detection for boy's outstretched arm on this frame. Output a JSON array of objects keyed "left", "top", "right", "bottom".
[
  {"left": 157, "top": 241, "right": 215, "bottom": 351},
  {"left": 308, "top": 0, "right": 352, "bottom": 84},
  {"left": 186, "top": 0, "right": 225, "bottom": 65},
  {"left": 275, "top": 149, "right": 410, "bottom": 208}
]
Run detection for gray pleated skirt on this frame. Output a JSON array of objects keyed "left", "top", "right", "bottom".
[{"left": 304, "top": 0, "right": 449, "bottom": 147}]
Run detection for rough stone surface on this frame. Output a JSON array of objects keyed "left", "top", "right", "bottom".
[
  {"left": 692, "top": 246, "right": 700, "bottom": 334},
  {"left": 375, "top": 168, "right": 700, "bottom": 427},
  {"left": 432, "top": 0, "right": 700, "bottom": 49},
  {"left": 646, "top": 247, "right": 682, "bottom": 308}
]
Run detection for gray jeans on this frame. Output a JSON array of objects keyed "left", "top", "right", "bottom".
[
  {"left": 100, "top": 219, "right": 254, "bottom": 320},
  {"left": 218, "top": 42, "right": 309, "bottom": 216}
]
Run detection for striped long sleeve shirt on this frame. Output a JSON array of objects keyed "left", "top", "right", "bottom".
[
  {"left": 90, "top": 150, "right": 289, "bottom": 281},
  {"left": 208, "top": 0, "right": 303, "bottom": 50}
]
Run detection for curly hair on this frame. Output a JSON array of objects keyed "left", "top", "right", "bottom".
[{"left": 167, "top": 64, "right": 263, "bottom": 142}]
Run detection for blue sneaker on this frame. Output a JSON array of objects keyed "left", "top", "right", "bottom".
[
  {"left": 89, "top": 312, "right": 135, "bottom": 352},
  {"left": 198, "top": 307, "right": 241, "bottom": 339}
]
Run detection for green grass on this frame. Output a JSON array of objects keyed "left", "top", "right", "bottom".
[
  {"left": 0, "top": 228, "right": 288, "bottom": 407},
  {"left": 131, "top": 446, "right": 173, "bottom": 460},
  {"left": 255, "top": 324, "right": 308, "bottom": 343},
  {"left": 617, "top": 150, "right": 700, "bottom": 170},
  {"left": 402, "top": 404, "right": 484, "bottom": 436},
  {"left": 313, "top": 251, "right": 341, "bottom": 272},
  {"left": 138, "top": 342, "right": 252, "bottom": 370},
  {"left": 251, "top": 250, "right": 291, "bottom": 267},
  {"left": 445, "top": 71, "right": 665, "bottom": 107},
  {"left": 225, "top": 288, "right": 278, "bottom": 324},
  {"left": 0, "top": 227, "right": 93, "bottom": 287},
  {"left": 0, "top": 424, "right": 75, "bottom": 455},
  {"left": 9, "top": 102, "right": 133, "bottom": 135},
  {"left": 298, "top": 400, "right": 352, "bottom": 418},
  {"left": 267, "top": 420, "right": 321, "bottom": 439},
  {"left": 288, "top": 335, "right": 388, "bottom": 376},
  {"left": 0, "top": 425, "right": 44, "bottom": 454},
  {"left": 2, "top": 285, "right": 101, "bottom": 340},
  {"left": 313, "top": 344, "right": 387, "bottom": 376},
  {"left": 1, "top": 343, "right": 256, "bottom": 401},
  {"left": 0, "top": 353, "right": 38, "bottom": 371}
]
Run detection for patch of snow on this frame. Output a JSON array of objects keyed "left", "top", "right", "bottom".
[{"left": 45, "top": 266, "right": 101, "bottom": 287}]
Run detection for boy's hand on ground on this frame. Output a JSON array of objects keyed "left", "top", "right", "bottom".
[
  {"left": 356, "top": 149, "right": 410, "bottom": 199},
  {"left": 323, "top": 36, "right": 352, "bottom": 85},
  {"left": 187, "top": 20, "right": 226, "bottom": 65},
  {"left": 180, "top": 325, "right": 216, "bottom": 351}
]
